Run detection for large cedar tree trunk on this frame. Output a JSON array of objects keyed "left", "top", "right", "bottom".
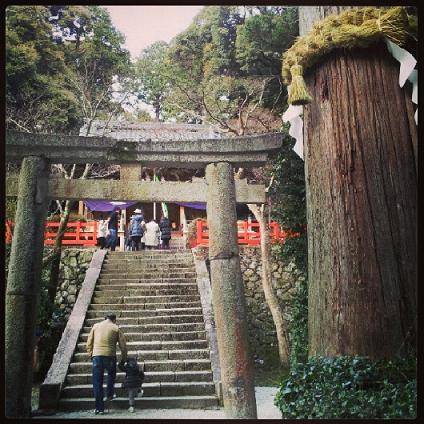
[{"left": 300, "top": 7, "right": 417, "bottom": 359}]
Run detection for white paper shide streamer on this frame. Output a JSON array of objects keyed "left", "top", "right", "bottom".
[
  {"left": 385, "top": 39, "right": 418, "bottom": 124},
  {"left": 283, "top": 39, "right": 418, "bottom": 159},
  {"left": 283, "top": 103, "right": 304, "bottom": 160}
]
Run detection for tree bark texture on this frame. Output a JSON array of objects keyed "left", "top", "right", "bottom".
[
  {"left": 248, "top": 204, "right": 290, "bottom": 366},
  {"left": 299, "top": 6, "right": 357, "bottom": 35},
  {"left": 47, "top": 199, "right": 75, "bottom": 304},
  {"left": 303, "top": 42, "right": 417, "bottom": 359}
]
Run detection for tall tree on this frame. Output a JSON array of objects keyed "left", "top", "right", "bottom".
[
  {"left": 299, "top": 6, "right": 416, "bottom": 359},
  {"left": 6, "top": 5, "right": 81, "bottom": 133},
  {"left": 162, "top": 6, "right": 297, "bottom": 126},
  {"left": 247, "top": 197, "right": 290, "bottom": 367},
  {"left": 134, "top": 41, "right": 170, "bottom": 121},
  {"left": 43, "top": 5, "right": 131, "bottom": 304}
]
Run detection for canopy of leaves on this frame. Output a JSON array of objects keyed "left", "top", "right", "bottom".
[
  {"left": 6, "top": 5, "right": 131, "bottom": 135},
  {"left": 6, "top": 6, "right": 80, "bottom": 132},
  {"left": 134, "top": 41, "right": 170, "bottom": 120},
  {"left": 134, "top": 6, "right": 298, "bottom": 127}
]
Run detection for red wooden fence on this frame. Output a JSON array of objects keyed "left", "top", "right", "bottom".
[
  {"left": 6, "top": 219, "right": 299, "bottom": 247},
  {"left": 5, "top": 221, "right": 98, "bottom": 246},
  {"left": 193, "top": 219, "right": 299, "bottom": 247},
  {"left": 44, "top": 221, "right": 98, "bottom": 246}
]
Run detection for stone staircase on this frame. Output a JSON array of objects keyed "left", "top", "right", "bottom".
[{"left": 58, "top": 249, "right": 220, "bottom": 411}]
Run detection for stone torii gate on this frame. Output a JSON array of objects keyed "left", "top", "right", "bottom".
[{"left": 5, "top": 130, "right": 282, "bottom": 418}]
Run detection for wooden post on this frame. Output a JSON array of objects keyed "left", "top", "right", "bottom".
[
  {"left": 6, "top": 156, "right": 49, "bottom": 417},
  {"left": 205, "top": 162, "right": 257, "bottom": 419},
  {"left": 78, "top": 200, "right": 84, "bottom": 216},
  {"left": 180, "top": 205, "right": 186, "bottom": 233}
]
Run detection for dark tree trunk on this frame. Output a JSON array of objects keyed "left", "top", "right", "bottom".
[
  {"left": 47, "top": 200, "right": 75, "bottom": 304},
  {"left": 248, "top": 204, "right": 290, "bottom": 366},
  {"left": 302, "top": 34, "right": 417, "bottom": 359}
]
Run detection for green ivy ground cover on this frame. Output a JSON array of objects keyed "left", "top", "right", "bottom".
[{"left": 275, "top": 355, "right": 416, "bottom": 419}]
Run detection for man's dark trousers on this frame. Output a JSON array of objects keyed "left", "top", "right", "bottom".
[{"left": 92, "top": 356, "right": 117, "bottom": 412}]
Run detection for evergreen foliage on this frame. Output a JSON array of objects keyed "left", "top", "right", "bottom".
[
  {"left": 6, "top": 5, "right": 131, "bottom": 134},
  {"left": 275, "top": 355, "right": 417, "bottom": 419},
  {"left": 268, "top": 129, "right": 308, "bottom": 367},
  {"left": 6, "top": 6, "right": 80, "bottom": 132},
  {"left": 135, "top": 6, "right": 298, "bottom": 127}
]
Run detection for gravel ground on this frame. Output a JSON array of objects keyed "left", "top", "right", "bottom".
[{"left": 34, "top": 386, "right": 282, "bottom": 420}]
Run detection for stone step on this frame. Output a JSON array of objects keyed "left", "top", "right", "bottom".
[
  {"left": 101, "top": 267, "right": 195, "bottom": 275},
  {"left": 94, "top": 283, "right": 198, "bottom": 291},
  {"left": 90, "top": 294, "right": 200, "bottom": 304},
  {"left": 85, "top": 314, "right": 203, "bottom": 326},
  {"left": 100, "top": 270, "right": 196, "bottom": 280},
  {"left": 66, "top": 370, "right": 213, "bottom": 385},
  {"left": 102, "top": 262, "right": 194, "bottom": 268},
  {"left": 107, "top": 249, "right": 192, "bottom": 254},
  {"left": 102, "top": 263, "right": 195, "bottom": 270},
  {"left": 85, "top": 307, "right": 203, "bottom": 318},
  {"left": 58, "top": 395, "right": 219, "bottom": 411},
  {"left": 106, "top": 253, "right": 193, "bottom": 260},
  {"left": 79, "top": 330, "right": 207, "bottom": 342},
  {"left": 88, "top": 302, "right": 202, "bottom": 310},
  {"left": 69, "top": 359, "right": 212, "bottom": 373},
  {"left": 97, "top": 277, "right": 197, "bottom": 285},
  {"left": 76, "top": 339, "right": 209, "bottom": 353},
  {"left": 103, "top": 254, "right": 193, "bottom": 260},
  {"left": 74, "top": 348, "right": 210, "bottom": 362},
  {"left": 82, "top": 322, "right": 205, "bottom": 334},
  {"left": 61, "top": 381, "right": 216, "bottom": 399},
  {"left": 93, "top": 287, "right": 198, "bottom": 296}
]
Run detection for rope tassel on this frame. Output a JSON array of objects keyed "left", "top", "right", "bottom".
[
  {"left": 281, "top": 7, "right": 415, "bottom": 106},
  {"left": 288, "top": 65, "right": 312, "bottom": 106}
]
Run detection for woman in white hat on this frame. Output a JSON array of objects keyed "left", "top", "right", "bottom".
[{"left": 128, "top": 209, "right": 146, "bottom": 251}]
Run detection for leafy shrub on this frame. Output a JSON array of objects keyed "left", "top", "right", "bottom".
[
  {"left": 275, "top": 355, "right": 417, "bottom": 419},
  {"left": 286, "top": 276, "right": 308, "bottom": 367}
]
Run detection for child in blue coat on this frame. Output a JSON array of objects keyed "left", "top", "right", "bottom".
[{"left": 118, "top": 357, "right": 144, "bottom": 413}]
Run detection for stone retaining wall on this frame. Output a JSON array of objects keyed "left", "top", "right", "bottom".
[
  {"left": 193, "top": 245, "right": 306, "bottom": 362},
  {"left": 55, "top": 248, "right": 96, "bottom": 319}
]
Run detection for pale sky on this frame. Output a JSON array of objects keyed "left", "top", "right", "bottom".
[{"left": 104, "top": 6, "right": 204, "bottom": 59}]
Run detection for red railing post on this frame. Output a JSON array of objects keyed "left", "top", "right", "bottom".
[
  {"left": 195, "top": 220, "right": 203, "bottom": 247},
  {"left": 243, "top": 220, "right": 249, "bottom": 245},
  {"left": 75, "top": 221, "right": 80, "bottom": 244},
  {"left": 93, "top": 221, "right": 97, "bottom": 245}
]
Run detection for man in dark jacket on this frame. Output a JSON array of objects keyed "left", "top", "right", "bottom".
[
  {"left": 105, "top": 207, "right": 121, "bottom": 251},
  {"left": 159, "top": 214, "right": 172, "bottom": 250},
  {"left": 118, "top": 357, "right": 144, "bottom": 413},
  {"left": 128, "top": 209, "right": 145, "bottom": 251}
]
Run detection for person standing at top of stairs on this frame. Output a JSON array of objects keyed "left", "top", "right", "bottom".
[
  {"left": 86, "top": 313, "right": 128, "bottom": 415},
  {"left": 145, "top": 219, "right": 160, "bottom": 250},
  {"left": 128, "top": 209, "right": 146, "bottom": 251},
  {"left": 159, "top": 215, "right": 172, "bottom": 250},
  {"left": 105, "top": 207, "right": 121, "bottom": 251}
]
